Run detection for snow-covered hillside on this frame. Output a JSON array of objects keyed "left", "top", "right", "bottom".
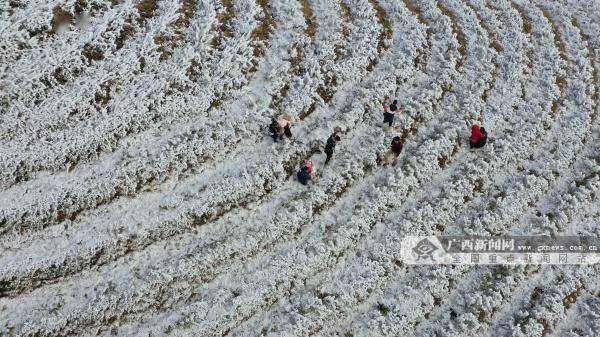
[{"left": 1, "top": 0, "right": 599, "bottom": 336}]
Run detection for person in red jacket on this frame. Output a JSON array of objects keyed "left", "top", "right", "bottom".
[
  {"left": 383, "top": 136, "right": 404, "bottom": 166},
  {"left": 470, "top": 124, "right": 488, "bottom": 148}
]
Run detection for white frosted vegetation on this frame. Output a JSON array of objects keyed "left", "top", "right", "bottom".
[{"left": 0, "top": 0, "right": 599, "bottom": 336}]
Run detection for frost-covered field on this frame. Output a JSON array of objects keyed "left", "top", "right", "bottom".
[{"left": 1, "top": 0, "right": 599, "bottom": 336}]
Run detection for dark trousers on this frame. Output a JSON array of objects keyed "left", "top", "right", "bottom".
[
  {"left": 383, "top": 112, "right": 394, "bottom": 126},
  {"left": 470, "top": 137, "right": 487, "bottom": 148},
  {"left": 325, "top": 150, "right": 333, "bottom": 164}
]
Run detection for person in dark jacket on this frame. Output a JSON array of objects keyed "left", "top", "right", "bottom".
[
  {"left": 297, "top": 167, "right": 310, "bottom": 185},
  {"left": 469, "top": 124, "right": 488, "bottom": 148},
  {"left": 324, "top": 133, "right": 341, "bottom": 164},
  {"left": 383, "top": 99, "right": 401, "bottom": 127},
  {"left": 383, "top": 136, "right": 404, "bottom": 166},
  {"left": 297, "top": 160, "right": 313, "bottom": 185}
]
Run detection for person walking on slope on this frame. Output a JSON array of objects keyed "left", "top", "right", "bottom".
[
  {"left": 383, "top": 99, "right": 401, "bottom": 127},
  {"left": 297, "top": 160, "right": 313, "bottom": 185},
  {"left": 383, "top": 136, "right": 404, "bottom": 166},
  {"left": 269, "top": 114, "right": 293, "bottom": 142},
  {"left": 324, "top": 133, "right": 341, "bottom": 164},
  {"left": 469, "top": 124, "right": 488, "bottom": 148}
]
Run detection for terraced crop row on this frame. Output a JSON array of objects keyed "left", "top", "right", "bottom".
[{"left": 0, "top": 0, "right": 598, "bottom": 336}]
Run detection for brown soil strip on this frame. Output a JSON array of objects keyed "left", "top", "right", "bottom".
[
  {"left": 462, "top": 2, "right": 498, "bottom": 104},
  {"left": 155, "top": 0, "right": 198, "bottom": 60},
  {"left": 539, "top": 6, "right": 568, "bottom": 96},
  {"left": 249, "top": 0, "right": 276, "bottom": 71},
  {"left": 115, "top": 23, "right": 135, "bottom": 50},
  {"left": 436, "top": 2, "right": 466, "bottom": 70},
  {"left": 50, "top": 6, "right": 75, "bottom": 34},
  {"left": 366, "top": 0, "right": 392, "bottom": 71},
  {"left": 509, "top": 2, "right": 534, "bottom": 69},
  {"left": 401, "top": 0, "right": 433, "bottom": 71},
  {"left": 300, "top": 0, "right": 317, "bottom": 39},
  {"left": 211, "top": 0, "right": 235, "bottom": 49},
  {"left": 335, "top": 1, "right": 352, "bottom": 62},
  {"left": 571, "top": 18, "right": 599, "bottom": 146},
  {"left": 537, "top": 8, "right": 568, "bottom": 130},
  {"left": 136, "top": 0, "right": 159, "bottom": 26}
]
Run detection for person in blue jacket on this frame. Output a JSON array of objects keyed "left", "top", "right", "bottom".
[{"left": 297, "top": 160, "right": 313, "bottom": 185}]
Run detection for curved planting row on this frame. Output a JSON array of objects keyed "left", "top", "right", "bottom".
[{"left": 1, "top": 0, "right": 599, "bottom": 336}]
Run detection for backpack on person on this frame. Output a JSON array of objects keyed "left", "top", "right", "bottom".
[{"left": 391, "top": 136, "right": 404, "bottom": 154}]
